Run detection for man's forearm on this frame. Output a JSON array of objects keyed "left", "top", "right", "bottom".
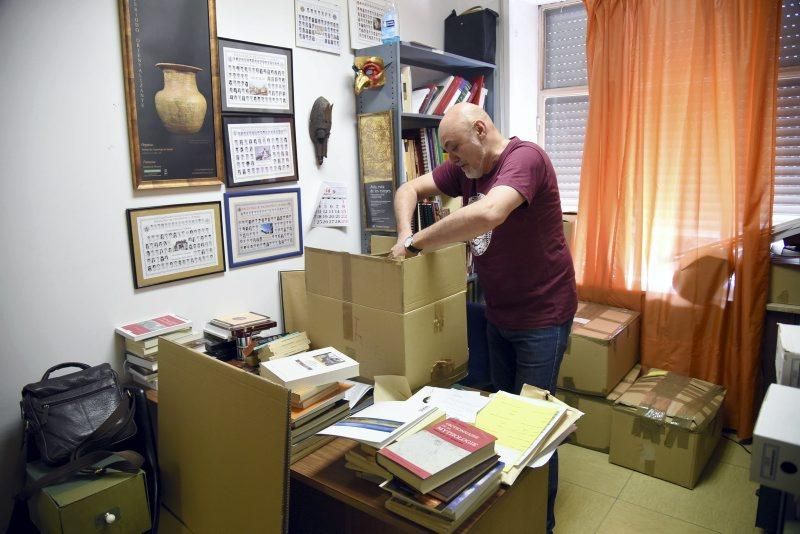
[
  {"left": 413, "top": 201, "right": 497, "bottom": 250},
  {"left": 394, "top": 182, "right": 418, "bottom": 238}
]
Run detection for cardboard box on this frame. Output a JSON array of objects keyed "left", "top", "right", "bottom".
[
  {"left": 609, "top": 370, "right": 725, "bottom": 489},
  {"left": 776, "top": 323, "right": 800, "bottom": 387},
  {"left": 307, "top": 291, "right": 468, "bottom": 390},
  {"left": 27, "top": 460, "right": 150, "bottom": 534},
  {"left": 370, "top": 234, "right": 396, "bottom": 254},
  {"left": 305, "top": 243, "right": 466, "bottom": 314},
  {"left": 556, "top": 364, "right": 641, "bottom": 452},
  {"left": 751, "top": 384, "right": 800, "bottom": 494},
  {"left": 563, "top": 213, "right": 576, "bottom": 252},
  {"left": 159, "top": 505, "right": 194, "bottom": 534},
  {"left": 158, "top": 340, "right": 290, "bottom": 534},
  {"left": 769, "top": 263, "right": 800, "bottom": 305},
  {"left": 558, "top": 302, "right": 640, "bottom": 395}
]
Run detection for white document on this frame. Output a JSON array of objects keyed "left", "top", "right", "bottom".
[
  {"left": 312, "top": 181, "right": 349, "bottom": 227},
  {"left": 408, "top": 386, "right": 490, "bottom": 424},
  {"left": 343, "top": 379, "right": 373, "bottom": 408},
  {"left": 319, "top": 401, "right": 437, "bottom": 448}
]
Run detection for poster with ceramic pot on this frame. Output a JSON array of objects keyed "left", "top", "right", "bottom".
[{"left": 119, "top": 0, "right": 224, "bottom": 189}]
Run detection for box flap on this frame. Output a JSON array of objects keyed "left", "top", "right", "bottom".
[
  {"left": 572, "top": 302, "right": 640, "bottom": 342},
  {"left": 606, "top": 364, "right": 641, "bottom": 402},
  {"left": 159, "top": 340, "right": 290, "bottom": 533},
  {"left": 778, "top": 323, "right": 800, "bottom": 354},
  {"left": 614, "top": 369, "right": 726, "bottom": 431}
]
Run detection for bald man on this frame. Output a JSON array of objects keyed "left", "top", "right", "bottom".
[{"left": 390, "top": 103, "right": 577, "bottom": 533}]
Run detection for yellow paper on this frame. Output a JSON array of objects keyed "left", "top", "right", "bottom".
[{"left": 476, "top": 392, "right": 560, "bottom": 470}]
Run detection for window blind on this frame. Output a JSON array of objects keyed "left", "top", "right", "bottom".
[
  {"left": 543, "top": 4, "right": 588, "bottom": 90},
  {"left": 544, "top": 95, "right": 588, "bottom": 213}
]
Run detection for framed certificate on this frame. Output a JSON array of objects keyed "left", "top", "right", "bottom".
[
  {"left": 223, "top": 116, "right": 298, "bottom": 187},
  {"left": 218, "top": 38, "right": 294, "bottom": 114}
]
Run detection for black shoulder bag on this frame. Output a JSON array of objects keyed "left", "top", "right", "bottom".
[{"left": 18, "top": 362, "right": 144, "bottom": 499}]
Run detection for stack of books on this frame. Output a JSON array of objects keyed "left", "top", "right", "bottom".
[
  {"left": 115, "top": 314, "right": 196, "bottom": 391},
  {"left": 204, "top": 311, "right": 275, "bottom": 340},
  {"left": 254, "top": 331, "right": 311, "bottom": 361},
  {"left": 375, "top": 418, "right": 501, "bottom": 532},
  {"left": 402, "top": 73, "right": 489, "bottom": 116},
  {"left": 258, "top": 347, "right": 360, "bottom": 463}
]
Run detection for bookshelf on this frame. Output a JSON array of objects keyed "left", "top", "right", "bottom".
[{"left": 355, "top": 41, "right": 496, "bottom": 252}]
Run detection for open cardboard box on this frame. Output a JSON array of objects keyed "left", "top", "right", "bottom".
[{"left": 158, "top": 340, "right": 290, "bottom": 533}]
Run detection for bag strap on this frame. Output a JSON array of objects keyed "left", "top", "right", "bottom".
[
  {"left": 72, "top": 390, "right": 137, "bottom": 460},
  {"left": 18, "top": 450, "right": 144, "bottom": 501},
  {"left": 41, "top": 362, "right": 90, "bottom": 380}
]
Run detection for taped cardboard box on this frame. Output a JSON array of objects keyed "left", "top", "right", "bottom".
[
  {"left": 305, "top": 243, "right": 466, "bottom": 314},
  {"left": 769, "top": 263, "right": 800, "bottom": 305},
  {"left": 776, "top": 323, "right": 800, "bottom": 387},
  {"left": 307, "top": 291, "right": 468, "bottom": 390},
  {"left": 158, "top": 340, "right": 290, "bottom": 534},
  {"left": 609, "top": 369, "right": 725, "bottom": 489},
  {"left": 558, "top": 301, "right": 640, "bottom": 396},
  {"left": 556, "top": 364, "right": 641, "bottom": 452}
]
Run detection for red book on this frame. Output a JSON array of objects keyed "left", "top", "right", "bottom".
[
  {"left": 433, "top": 76, "right": 464, "bottom": 116},
  {"left": 469, "top": 76, "right": 484, "bottom": 105},
  {"left": 376, "top": 418, "right": 497, "bottom": 494}
]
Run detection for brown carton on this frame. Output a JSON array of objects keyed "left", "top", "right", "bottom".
[
  {"left": 609, "top": 369, "right": 725, "bottom": 489},
  {"left": 307, "top": 291, "right": 468, "bottom": 390},
  {"left": 563, "top": 213, "right": 576, "bottom": 252},
  {"left": 558, "top": 302, "right": 640, "bottom": 396},
  {"left": 305, "top": 243, "right": 466, "bottom": 314},
  {"left": 158, "top": 340, "right": 290, "bottom": 533},
  {"left": 556, "top": 364, "right": 641, "bottom": 452},
  {"left": 769, "top": 262, "right": 800, "bottom": 305}
]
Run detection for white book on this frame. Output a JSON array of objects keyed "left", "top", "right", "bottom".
[
  {"left": 410, "top": 88, "right": 429, "bottom": 114},
  {"left": 478, "top": 87, "right": 489, "bottom": 109},
  {"left": 204, "top": 322, "right": 233, "bottom": 340},
  {"left": 401, "top": 66, "right": 413, "bottom": 112},
  {"left": 259, "top": 347, "right": 359, "bottom": 390},
  {"left": 318, "top": 401, "right": 441, "bottom": 449},
  {"left": 125, "top": 352, "right": 158, "bottom": 372},
  {"left": 427, "top": 76, "right": 454, "bottom": 115}
]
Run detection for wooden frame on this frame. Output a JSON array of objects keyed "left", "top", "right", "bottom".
[
  {"left": 126, "top": 202, "right": 226, "bottom": 289},
  {"left": 218, "top": 39, "right": 295, "bottom": 115},
  {"left": 224, "top": 189, "right": 303, "bottom": 268},
  {"left": 357, "top": 110, "right": 397, "bottom": 231},
  {"left": 119, "top": 0, "right": 224, "bottom": 189},
  {"left": 222, "top": 115, "right": 298, "bottom": 187}
]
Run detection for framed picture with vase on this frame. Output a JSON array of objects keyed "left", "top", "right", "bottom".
[{"left": 119, "top": 0, "right": 224, "bottom": 189}]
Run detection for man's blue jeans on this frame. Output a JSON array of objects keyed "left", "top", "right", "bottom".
[{"left": 486, "top": 319, "right": 572, "bottom": 534}]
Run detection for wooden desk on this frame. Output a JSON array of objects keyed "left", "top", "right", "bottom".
[{"left": 290, "top": 439, "right": 548, "bottom": 533}]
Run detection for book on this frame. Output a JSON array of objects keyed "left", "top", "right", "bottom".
[
  {"left": 417, "top": 84, "right": 437, "bottom": 113},
  {"left": 124, "top": 337, "right": 160, "bottom": 351},
  {"left": 433, "top": 76, "right": 463, "bottom": 116},
  {"left": 125, "top": 351, "right": 158, "bottom": 372},
  {"left": 291, "top": 400, "right": 350, "bottom": 442},
  {"left": 383, "top": 461, "right": 503, "bottom": 529},
  {"left": 292, "top": 382, "right": 340, "bottom": 408},
  {"left": 125, "top": 362, "right": 158, "bottom": 390},
  {"left": 427, "top": 455, "right": 500, "bottom": 503},
  {"left": 401, "top": 65, "right": 413, "bottom": 112},
  {"left": 290, "top": 434, "right": 336, "bottom": 464},
  {"left": 259, "top": 347, "right": 359, "bottom": 390},
  {"left": 210, "top": 311, "right": 271, "bottom": 329},
  {"left": 427, "top": 76, "right": 454, "bottom": 115},
  {"left": 203, "top": 322, "right": 234, "bottom": 340},
  {"left": 319, "top": 401, "right": 442, "bottom": 449},
  {"left": 410, "top": 88, "right": 429, "bottom": 114},
  {"left": 123, "top": 341, "right": 159, "bottom": 358},
  {"left": 381, "top": 460, "right": 502, "bottom": 520},
  {"left": 290, "top": 383, "right": 352, "bottom": 427},
  {"left": 376, "top": 418, "right": 497, "bottom": 494},
  {"left": 115, "top": 314, "right": 192, "bottom": 342}
]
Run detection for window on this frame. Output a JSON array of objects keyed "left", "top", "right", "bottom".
[
  {"left": 540, "top": 1, "right": 798, "bottom": 221},
  {"left": 539, "top": 2, "right": 588, "bottom": 214},
  {"left": 776, "top": 1, "right": 800, "bottom": 224}
]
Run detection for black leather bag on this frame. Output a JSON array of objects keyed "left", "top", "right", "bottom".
[
  {"left": 444, "top": 7, "right": 499, "bottom": 64},
  {"left": 20, "top": 362, "right": 137, "bottom": 466}
]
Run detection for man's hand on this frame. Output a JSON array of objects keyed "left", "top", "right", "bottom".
[{"left": 389, "top": 238, "right": 418, "bottom": 260}]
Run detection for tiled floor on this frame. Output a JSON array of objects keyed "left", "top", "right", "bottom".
[{"left": 554, "top": 435, "right": 761, "bottom": 533}]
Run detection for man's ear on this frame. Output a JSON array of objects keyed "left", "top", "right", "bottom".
[{"left": 474, "top": 120, "right": 487, "bottom": 138}]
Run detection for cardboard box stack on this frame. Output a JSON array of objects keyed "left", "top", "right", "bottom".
[
  {"left": 305, "top": 244, "right": 468, "bottom": 390},
  {"left": 609, "top": 369, "right": 725, "bottom": 489},
  {"left": 556, "top": 364, "right": 640, "bottom": 452},
  {"left": 556, "top": 301, "right": 641, "bottom": 452}
]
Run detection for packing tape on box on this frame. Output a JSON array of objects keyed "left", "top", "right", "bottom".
[
  {"left": 664, "top": 425, "right": 690, "bottom": 449},
  {"left": 639, "top": 373, "right": 690, "bottom": 424},
  {"left": 342, "top": 253, "right": 352, "bottom": 302},
  {"left": 632, "top": 417, "right": 662, "bottom": 444},
  {"left": 433, "top": 302, "right": 445, "bottom": 333},
  {"left": 637, "top": 372, "right": 723, "bottom": 430},
  {"left": 342, "top": 302, "right": 353, "bottom": 341}
]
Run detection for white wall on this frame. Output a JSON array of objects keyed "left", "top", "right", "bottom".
[{"left": 0, "top": 0, "right": 500, "bottom": 528}]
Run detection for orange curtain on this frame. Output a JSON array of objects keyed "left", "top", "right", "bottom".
[{"left": 576, "top": 0, "right": 780, "bottom": 438}]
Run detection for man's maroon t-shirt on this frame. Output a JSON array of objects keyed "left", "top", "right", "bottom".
[{"left": 433, "top": 137, "right": 577, "bottom": 329}]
